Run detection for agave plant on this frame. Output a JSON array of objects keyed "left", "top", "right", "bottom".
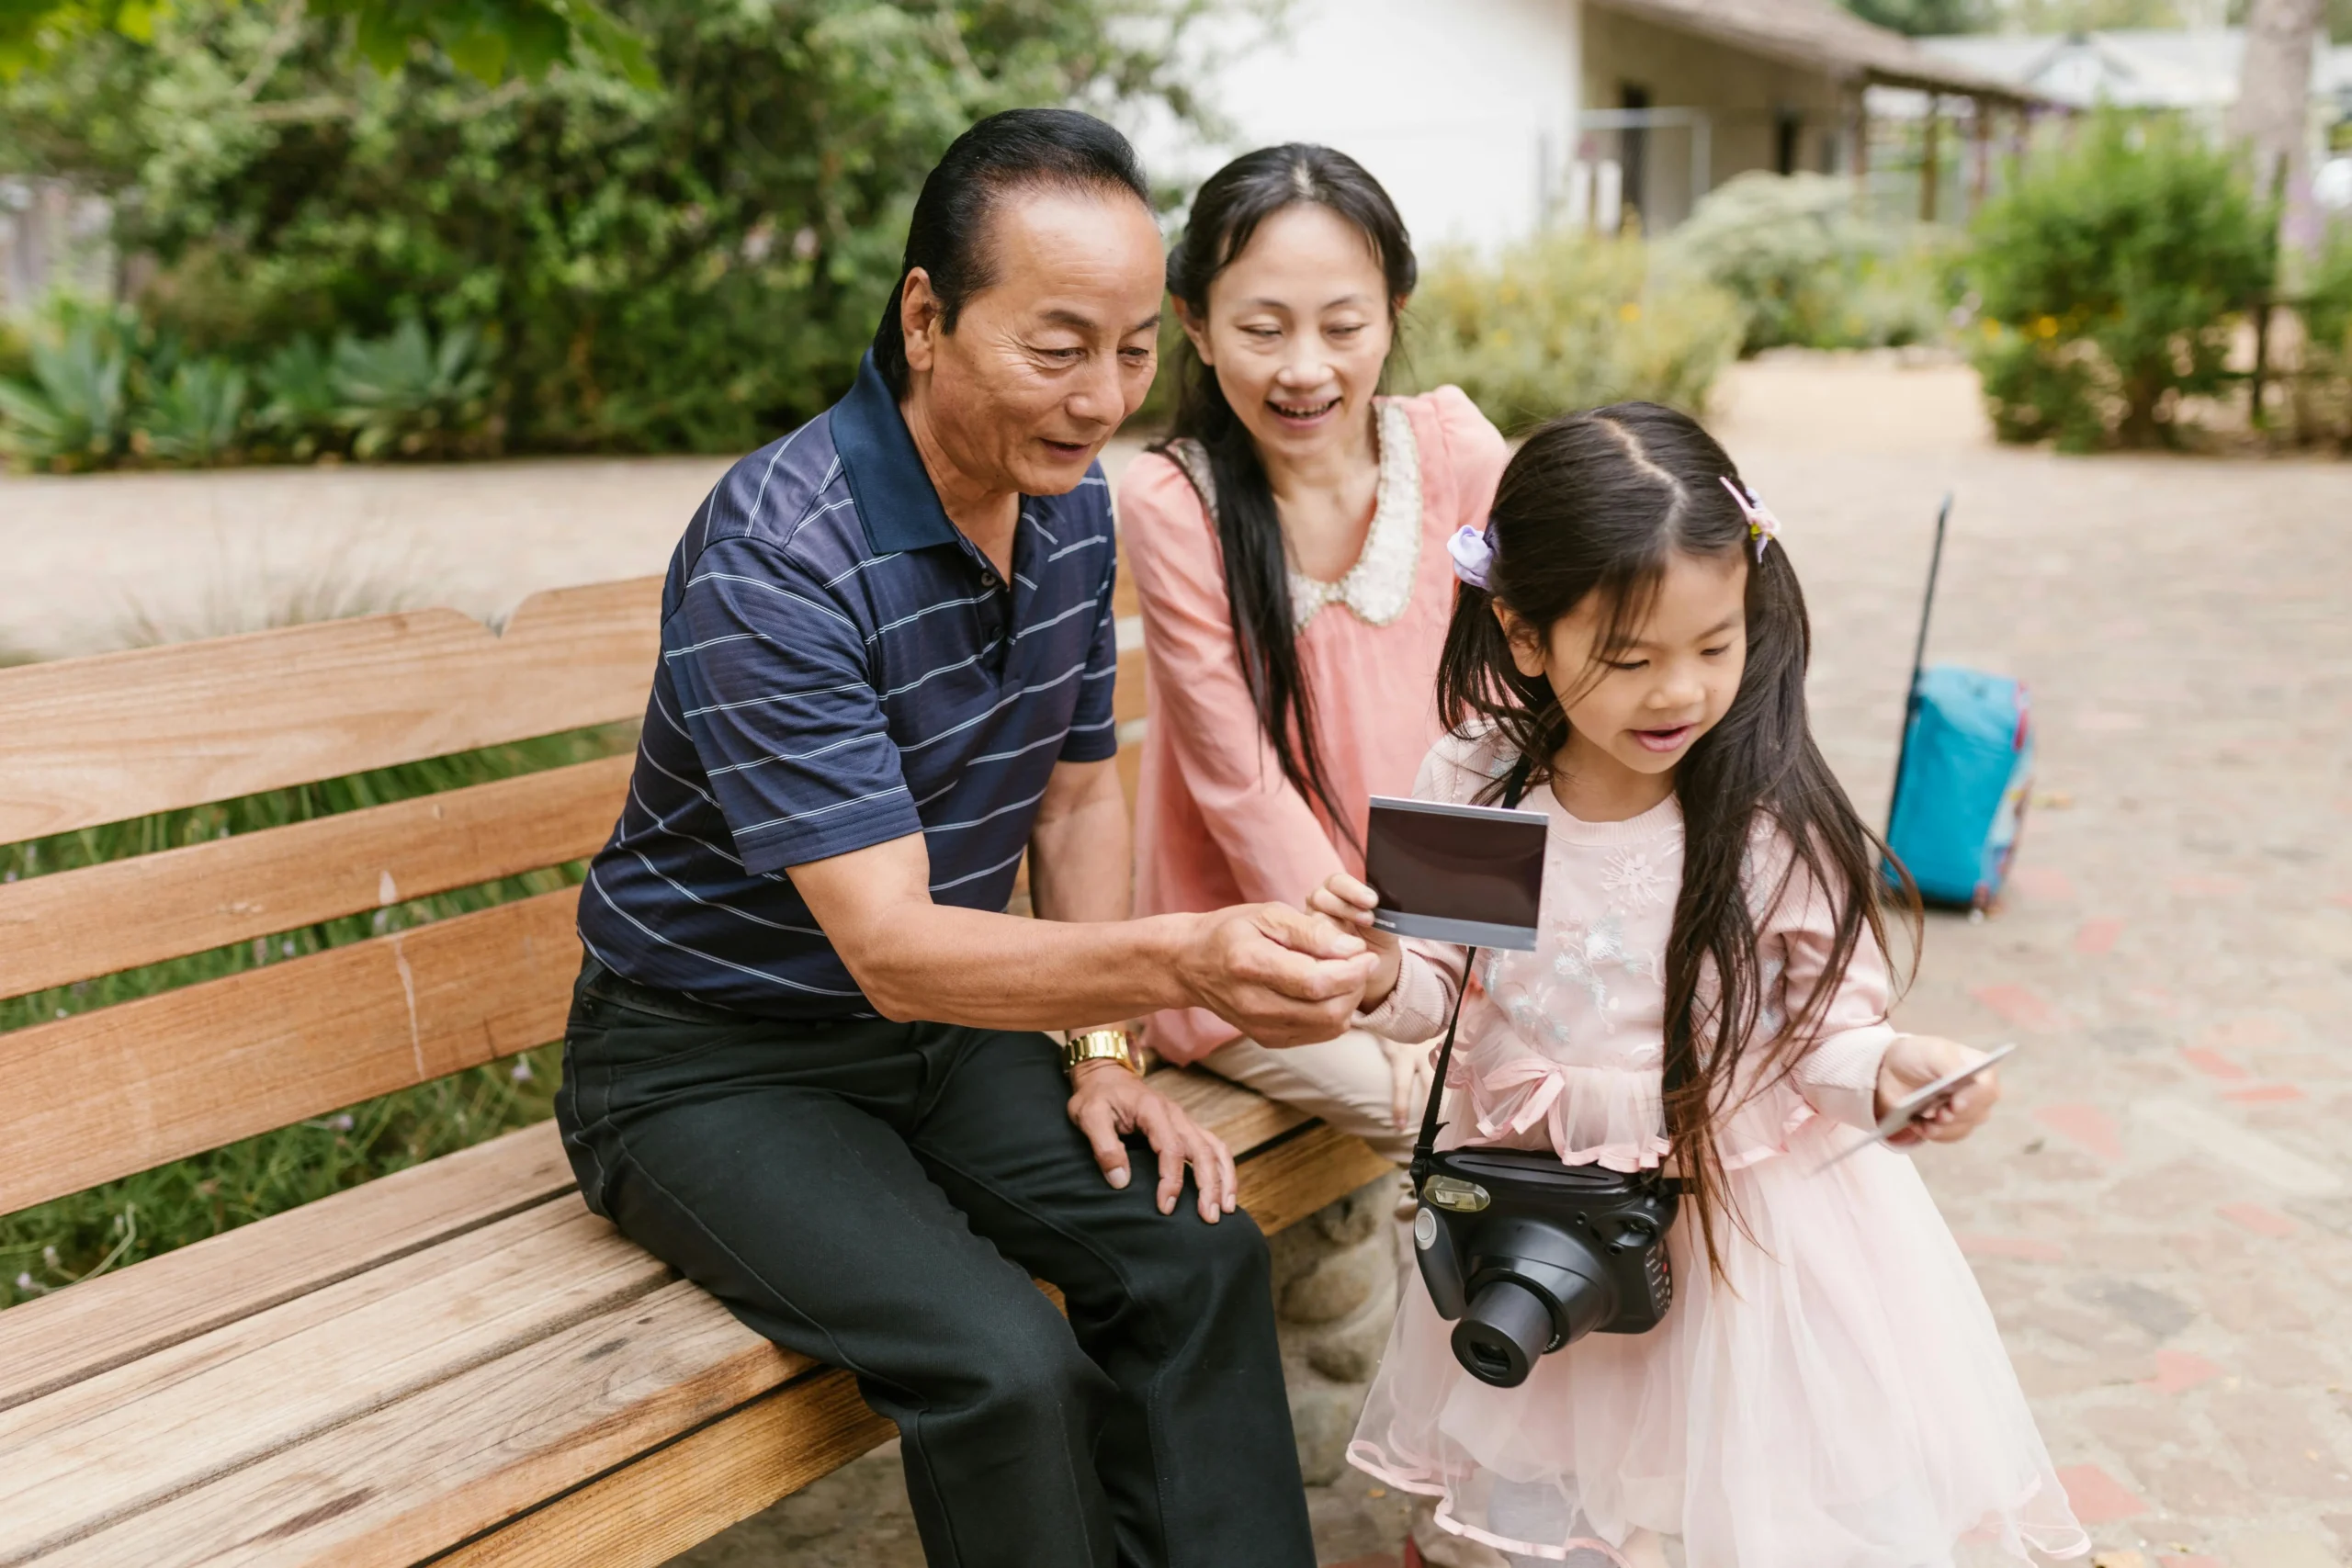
[
  {"left": 331, "top": 319, "right": 494, "bottom": 459},
  {"left": 133, "top": 357, "right": 250, "bottom": 467},
  {"left": 255, "top": 335, "right": 343, "bottom": 459},
  {"left": 0, "top": 318, "right": 130, "bottom": 471}
]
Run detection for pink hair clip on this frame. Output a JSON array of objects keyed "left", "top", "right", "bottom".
[{"left": 1719, "top": 476, "right": 1781, "bottom": 562}]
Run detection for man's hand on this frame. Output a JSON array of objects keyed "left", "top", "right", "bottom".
[
  {"left": 1176, "top": 903, "right": 1378, "bottom": 1048},
  {"left": 1068, "top": 1060, "right": 1238, "bottom": 1223},
  {"left": 1875, "top": 1034, "right": 2001, "bottom": 1146}
]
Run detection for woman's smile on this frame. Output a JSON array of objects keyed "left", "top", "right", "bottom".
[{"left": 1268, "top": 391, "right": 1342, "bottom": 429}]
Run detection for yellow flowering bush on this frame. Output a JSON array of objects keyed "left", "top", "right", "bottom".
[{"left": 1400, "top": 229, "right": 1743, "bottom": 433}]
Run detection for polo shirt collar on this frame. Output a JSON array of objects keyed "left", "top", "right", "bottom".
[{"left": 831, "top": 351, "right": 961, "bottom": 556}]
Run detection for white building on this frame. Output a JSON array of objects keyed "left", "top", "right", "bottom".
[{"left": 1136, "top": 0, "right": 2025, "bottom": 251}]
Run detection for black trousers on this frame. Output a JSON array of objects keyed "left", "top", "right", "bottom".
[{"left": 553, "top": 960, "right": 1315, "bottom": 1568}]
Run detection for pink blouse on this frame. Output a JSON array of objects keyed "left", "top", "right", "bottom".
[{"left": 1120, "top": 387, "right": 1509, "bottom": 1064}]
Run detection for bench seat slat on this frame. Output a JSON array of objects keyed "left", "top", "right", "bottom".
[
  {"left": 19, "top": 1118, "right": 1385, "bottom": 1568},
  {"left": 445, "top": 1124, "right": 1394, "bottom": 1568},
  {"left": 0, "top": 577, "right": 660, "bottom": 844},
  {"left": 432, "top": 1369, "right": 893, "bottom": 1568},
  {"left": 28, "top": 1279, "right": 788, "bottom": 1568},
  {"left": 0, "top": 888, "right": 582, "bottom": 1216},
  {"left": 0, "top": 1121, "right": 574, "bottom": 1414},
  {"left": 0, "top": 755, "right": 631, "bottom": 1001},
  {"left": 0, "top": 1201, "right": 669, "bottom": 1561}
]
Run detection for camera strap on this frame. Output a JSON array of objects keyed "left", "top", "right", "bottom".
[
  {"left": 1407, "top": 752, "right": 1690, "bottom": 1190},
  {"left": 1408, "top": 754, "right": 1537, "bottom": 1183}
]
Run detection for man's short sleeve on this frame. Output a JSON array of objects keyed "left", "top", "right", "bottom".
[
  {"left": 1060, "top": 540, "right": 1120, "bottom": 764},
  {"left": 662, "top": 536, "right": 922, "bottom": 874}
]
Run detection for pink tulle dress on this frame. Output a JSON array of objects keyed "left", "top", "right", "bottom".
[{"left": 1347, "top": 730, "right": 2088, "bottom": 1568}]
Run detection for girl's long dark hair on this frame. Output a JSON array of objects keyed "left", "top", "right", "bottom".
[
  {"left": 1436, "top": 403, "right": 1921, "bottom": 1275},
  {"left": 1155, "top": 145, "right": 1417, "bottom": 843}
]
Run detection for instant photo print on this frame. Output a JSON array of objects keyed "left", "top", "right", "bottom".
[{"left": 1364, "top": 795, "right": 1548, "bottom": 952}]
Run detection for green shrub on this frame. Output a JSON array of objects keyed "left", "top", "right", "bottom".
[
  {"left": 2293, "top": 225, "right": 2352, "bottom": 448},
  {"left": 0, "top": 300, "right": 131, "bottom": 470},
  {"left": 1667, "top": 171, "right": 1955, "bottom": 354},
  {"left": 1968, "top": 113, "right": 2274, "bottom": 449},
  {"left": 131, "top": 355, "right": 249, "bottom": 465},
  {"left": 0, "top": 722, "right": 636, "bottom": 1309},
  {"left": 254, "top": 333, "right": 341, "bottom": 459},
  {"left": 1400, "top": 231, "right": 1744, "bottom": 434},
  {"left": 1, "top": 0, "right": 1213, "bottom": 460},
  {"left": 331, "top": 318, "right": 496, "bottom": 459}
]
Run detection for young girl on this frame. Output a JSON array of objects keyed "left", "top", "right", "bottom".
[{"left": 1310, "top": 405, "right": 2088, "bottom": 1568}]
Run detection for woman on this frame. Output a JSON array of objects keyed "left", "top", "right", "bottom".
[{"left": 1122, "top": 145, "right": 1509, "bottom": 1160}]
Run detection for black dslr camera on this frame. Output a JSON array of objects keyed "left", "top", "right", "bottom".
[
  {"left": 1367, "top": 777, "right": 1682, "bottom": 1391},
  {"left": 1411, "top": 1144, "right": 1679, "bottom": 1388}
]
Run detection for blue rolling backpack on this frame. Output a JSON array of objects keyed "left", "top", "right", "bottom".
[{"left": 1884, "top": 495, "right": 2033, "bottom": 911}]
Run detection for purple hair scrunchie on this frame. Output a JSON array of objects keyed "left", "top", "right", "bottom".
[{"left": 1448, "top": 523, "right": 1496, "bottom": 591}]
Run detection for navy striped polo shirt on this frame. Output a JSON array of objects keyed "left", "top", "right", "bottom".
[{"left": 577, "top": 352, "right": 1120, "bottom": 1018}]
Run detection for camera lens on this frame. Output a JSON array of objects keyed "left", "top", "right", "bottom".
[{"left": 1452, "top": 1280, "right": 1552, "bottom": 1387}]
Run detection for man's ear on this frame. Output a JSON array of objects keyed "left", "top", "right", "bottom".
[
  {"left": 1172, "top": 298, "right": 1213, "bottom": 367},
  {"left": 1492, "top": 599, "right": 1548, "bottom": 681},
  {"left": 900, "top": 268, "right": 943, "bottom": 375}
]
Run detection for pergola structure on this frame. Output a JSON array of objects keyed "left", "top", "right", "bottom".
[{"left": 1581, "top": 0, "right": 2043, "bottom": 224}]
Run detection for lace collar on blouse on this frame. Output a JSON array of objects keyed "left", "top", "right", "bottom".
[{"left": 1164, "top": 397, "right": 1423, "bottom": 632}]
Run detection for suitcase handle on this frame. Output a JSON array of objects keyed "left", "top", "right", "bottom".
[{"left": 1887, "top": 491, "right": 1954, "bottom": 832}]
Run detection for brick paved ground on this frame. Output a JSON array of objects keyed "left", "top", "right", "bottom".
[{"left": 8, "top": 356, "right": 2346, "bottom": 1564}]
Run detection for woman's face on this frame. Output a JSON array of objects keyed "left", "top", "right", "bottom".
[{"left": 1181, "top": 202, "right": 1395, "bottom": 467}]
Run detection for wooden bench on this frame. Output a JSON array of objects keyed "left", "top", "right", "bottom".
[{"left": 0, "top": 577, "right": 1386, "bottom": 1568}]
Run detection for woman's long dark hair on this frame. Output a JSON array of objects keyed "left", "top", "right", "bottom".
[
  {"left": 1436, "top": 403, "right": 1922, "bottom": 1275},
  {"left": 1155, "top": 145, "right": 1417, "bottom": 843}
]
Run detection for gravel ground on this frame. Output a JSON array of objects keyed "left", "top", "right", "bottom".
[{"left": 9, "top": 355, "right": 2347, "bottom": 1567}]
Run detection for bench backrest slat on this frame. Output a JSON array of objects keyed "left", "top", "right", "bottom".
[
  {"left": 0, "top": 889, "right": 579, "bottom": 1216},
  {"left": 0, "top": 578, "right": 662, "bottom": 842},
  {"left": 2, "top": 569, "right": 1155, "bottom": 1222},
  {"left": 0, "top": 755, "right": 632, "bottom": 1001}
]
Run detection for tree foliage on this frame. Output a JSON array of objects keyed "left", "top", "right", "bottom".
[
  {"left": 0, "top": 0, "right": 1222, "bottom": 455},
  {"left": 0, "top": 0, "right": 651, "bottom": 85}
]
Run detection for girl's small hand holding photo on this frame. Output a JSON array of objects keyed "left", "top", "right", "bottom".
[
  {"left": 1308, "top": 874, "right": 1430, "bottom": 1132},
  {"left": 1874, "top": 1033, "right": 2003, "bottom": 1145},
  {"left": 1308, "top": 872, "right": 1399, "bottom": 1008}
]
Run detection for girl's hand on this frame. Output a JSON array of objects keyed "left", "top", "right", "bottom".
[
  {"left": 1307, "top": 873, "right": 1400, "bottom": 1008},
  {"left": 1381, "top": 1036, "right": 1432, "bottom": 1133},
  {"left": 1874, "top": 1034, "right": 2001, "bottom": 1145}
]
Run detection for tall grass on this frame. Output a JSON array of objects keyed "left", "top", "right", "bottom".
[{"left": 0, "top": 722, "right": 636, "bottom": 1310}]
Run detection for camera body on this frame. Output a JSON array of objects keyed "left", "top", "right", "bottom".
[{"left": 1412, "top": 1145, "right": 1679, "bottom": 1388}]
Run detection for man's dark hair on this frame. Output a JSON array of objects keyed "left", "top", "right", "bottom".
[{"left": 872, "top": 107, "right": 1153, "bottom": 397}]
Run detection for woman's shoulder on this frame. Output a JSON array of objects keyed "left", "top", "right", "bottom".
[
  {"left": 1114, "top": 444, "right": 1214, "bottom": 544},
  {"left": 1390, "top": 387, "right": 1509, "bottom": 521},
  {"left": 1393, "top": 386, "right": 1504, "bottom": 457}
]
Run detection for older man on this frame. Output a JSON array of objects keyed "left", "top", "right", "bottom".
[{"left": 556, "top": 110, "right": 1373, "bottom": 1568}]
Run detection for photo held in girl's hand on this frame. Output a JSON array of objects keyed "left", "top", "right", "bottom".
[{"left": 1308, "top": 405, "right": 2090, "bottom": 1568}]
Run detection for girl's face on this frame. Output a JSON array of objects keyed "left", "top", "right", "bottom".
[
  {"left": 1179, "top": 202, "right": 1396, "bottom": 466},
  {"left": 1502, "top": 547, "right": 1749, "bottom": 784}
]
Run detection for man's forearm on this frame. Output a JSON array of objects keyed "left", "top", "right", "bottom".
[{"left": 850, "top": 903, "right": 1201, "bottom": 1030}]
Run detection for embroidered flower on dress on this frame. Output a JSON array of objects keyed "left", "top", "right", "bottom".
[
  {"left": 1547, "top": 912, "right": 1658, "bottom": 1015},
  {"left": 1600, "top": 849, "right": 1666, "bottom": 908}
]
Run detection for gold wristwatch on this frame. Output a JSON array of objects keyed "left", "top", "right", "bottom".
[{"left": 1063, "top": 1027, "right": 1141, "bottom": 1077}]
